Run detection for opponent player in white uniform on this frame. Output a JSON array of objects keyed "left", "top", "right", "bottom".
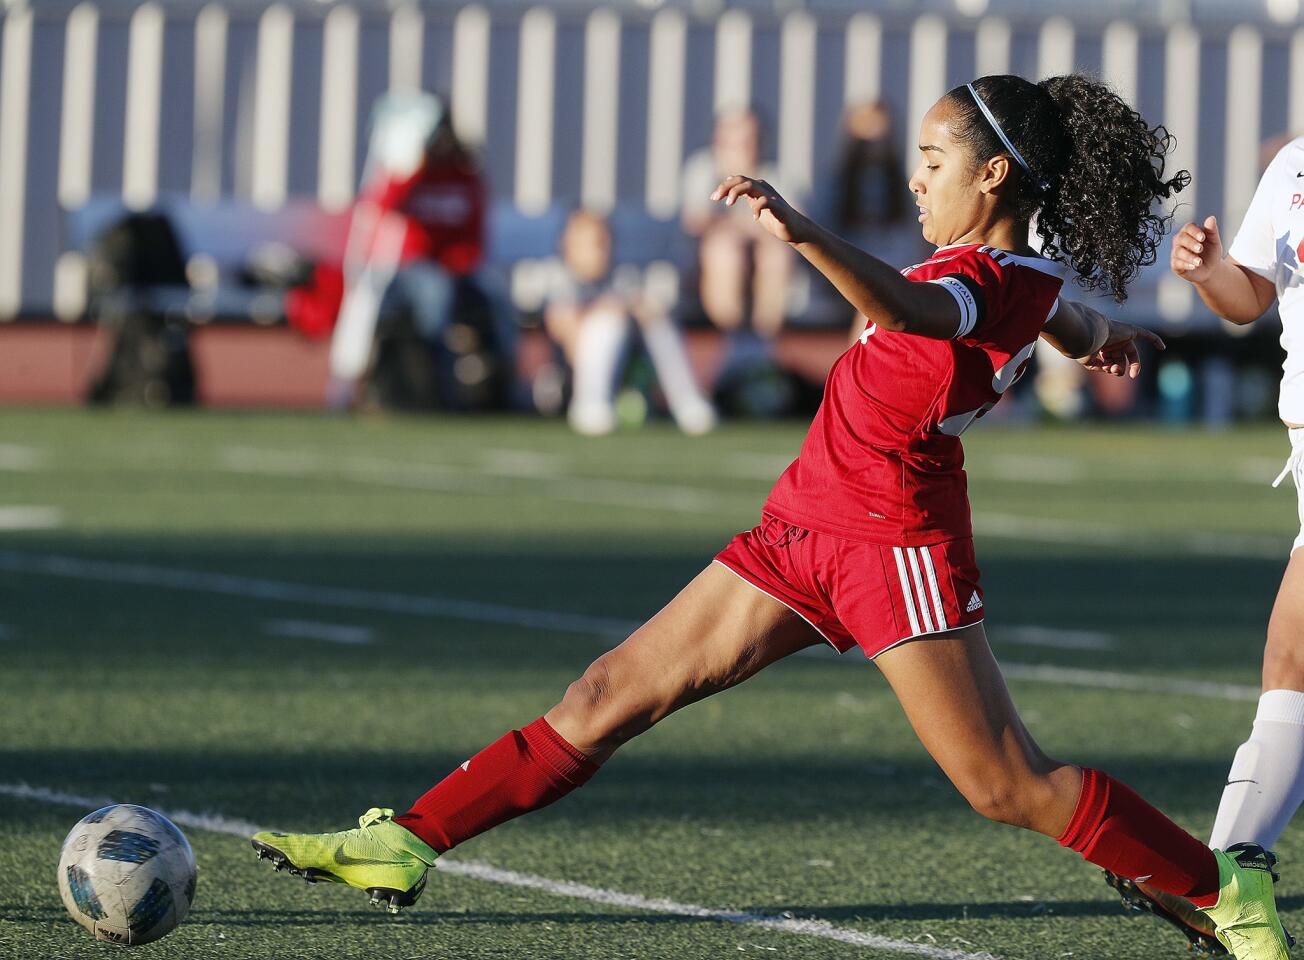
[{"left": 1141, "top": 136, "right": 1304, "bottom": 954}]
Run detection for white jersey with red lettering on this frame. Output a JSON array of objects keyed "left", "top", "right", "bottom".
[{"left": 1228, "top": 135, "right": 1304, "bottom": 424}]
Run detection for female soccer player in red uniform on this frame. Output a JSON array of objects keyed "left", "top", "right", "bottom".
[{"left": 253, "top": 74, "right": 1289, "bottom": 958}]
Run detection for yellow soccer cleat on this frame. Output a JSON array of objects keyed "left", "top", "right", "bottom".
[
  {"left": 251, "top": 807, "right": 437, "bottom": 913},
  {"left": 1201, "top": 843, "right": 1292, "bottom": 960}
]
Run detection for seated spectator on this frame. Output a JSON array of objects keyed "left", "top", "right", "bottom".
[
  {"left": 828, "top": 100, "right": 925, "bottom": 268},
  {"left": 542, "top": 209, "right": 716, "bottom": 436},
  {"left": 680, "top": 107, "right": 793, "bottom": 340},
  {"left": 330, "top": 93, "right": 512, "bottom": 410}
]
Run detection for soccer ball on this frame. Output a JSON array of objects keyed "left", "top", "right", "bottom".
[{"left": 57, "top": 804, "right": 198, "bottom": 945}]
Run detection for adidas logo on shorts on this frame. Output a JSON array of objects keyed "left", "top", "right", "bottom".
[{"left": 965, "top": 591, "right": 983, "bottom": 613}]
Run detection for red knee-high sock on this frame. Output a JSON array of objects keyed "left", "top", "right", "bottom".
[
  {"left": 394, "top": 717, "right": 598, "bottom": 853},
  {"left": 1058, "top": 768, "right": 1220, "bottom": 907}
]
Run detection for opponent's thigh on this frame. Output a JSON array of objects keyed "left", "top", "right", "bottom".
[
  {"left": 874, "top": 623, "right": 1079, "bottom": 836},
  {"left": 1262, "top": 549, "right": 1304, "bottom": 690},
  {"left": 546, "top": 563, "right": 823, "bottom": 758}
]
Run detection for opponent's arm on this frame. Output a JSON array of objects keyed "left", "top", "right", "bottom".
[
  {"left": 1172, "top": 215, "right": 1276, "bottom": 325},
  {"left": 1040, "top": 300, "right": 1165, "bottom": 378},
  {"left": 711, "top": 175, "right": 966, "bottom": 339}
]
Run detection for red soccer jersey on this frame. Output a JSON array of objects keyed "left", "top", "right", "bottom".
[
  {"left": 764, "top": 243, "right": 1065, "bottom": 546},
  {"left": 362, "top": 160, "right": 486, "bottom": 275}
]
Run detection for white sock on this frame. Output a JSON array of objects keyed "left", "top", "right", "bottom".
[
  {"left": 640, "top": 315, "right": 716, "bottom": 435},
  {"left": 568, "top": 309, "right": 627, "bottom": 436},
  {"left": 1209, "top": 689, "right": 1304, "bottom": 850}
]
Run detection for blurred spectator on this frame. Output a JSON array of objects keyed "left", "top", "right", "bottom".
[
  {"left": 815, "top": 100, "right": 924, "bottom": 337},
  {"left": 330, "top": 93, "right": 512, "bottom": 410},
  {"left": 541, "top": 209, "right": 716, "bottom": 436},
  {"left": 828, "top": 101, "right": 925, "bottom": 270},
  {"left": 680, "top": 107, "right": 793, "bottom": 340}
]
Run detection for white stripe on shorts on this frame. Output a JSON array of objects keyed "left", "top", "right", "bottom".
[
  {"left": 892, "top": 547, "right": 922, "bottom": 635},
  {"left": 906, "top": 548, "right": 935, "bottom": 633},
  {"left": 919, "top": 546, "right": 949, "bottom": 630}
]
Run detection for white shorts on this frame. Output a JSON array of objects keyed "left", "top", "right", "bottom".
[{"left": 1275, "top": 427, "right": 1304, "bottom": 553}]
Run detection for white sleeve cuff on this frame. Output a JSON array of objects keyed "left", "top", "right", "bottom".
[
  {"left": 1227, "top": 236, "right": 1278, "bottom": 282},
  {"left": 928, "top": 276, "right": 979, "bottom": 338}
]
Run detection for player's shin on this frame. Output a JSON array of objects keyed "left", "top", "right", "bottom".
[
  {"left": 394, "top": 717, "right": 599, "bottom": 853},
  {"left": 1057, "top": 767, "right": 1221, "bottom": 907},
  {"left": 1209, "top": 689, "right": 1304, "bottom": 851}
]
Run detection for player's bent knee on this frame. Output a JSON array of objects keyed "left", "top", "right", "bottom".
[
  {"left": 1263, "top": 635, "right": 1304, "bottom": 690},
  {"left": 956, "top": 775, "right": 1047, "bottom": 830},
  {"left": 554, "top": 656, "right": 662, "bottom": 752}
]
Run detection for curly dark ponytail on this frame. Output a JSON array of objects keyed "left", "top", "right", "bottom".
[{"left": 943, "top": 74, "right": 1190, "bottom": 302}]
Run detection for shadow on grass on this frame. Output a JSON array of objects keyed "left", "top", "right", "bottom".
[
  {"left": 2, "top": 532, "right": 1284, "bottom": 675},
  {"left": 1, "top": 747, "right": 1246, "bottom": 832}
]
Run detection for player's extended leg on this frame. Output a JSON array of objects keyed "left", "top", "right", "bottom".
[
  {"left": 1134, "top": 552, "right": 1304, "bottom": 953},
  {"left": 252, "top": 563, "right": 822, "bottom": 909},
  {"left": 1210, "top": 549, "right": 1304, "bottom": 852},
  {"left": 875, "top": 623, "right": 1290, "bottom": 960}
]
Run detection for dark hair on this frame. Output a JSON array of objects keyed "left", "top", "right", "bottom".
[{"left": 942, "top": 74, "right": 1190, "bottom": 302}]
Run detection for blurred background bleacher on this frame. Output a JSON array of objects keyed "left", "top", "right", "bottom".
[{"left": 1, "top": 0, "right": 1302, "bottom": 419}]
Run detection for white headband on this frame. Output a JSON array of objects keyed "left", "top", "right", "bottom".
[{"left": 966, "top": 82, "right": 1050, "bottom": 194}]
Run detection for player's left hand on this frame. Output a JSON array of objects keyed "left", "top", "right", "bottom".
[
  {"left": 710, "top": 175, "right": 805, "bottom": 243},
  {"left": 1079, "top": 315, "right": 1165, "bottom": 379}
]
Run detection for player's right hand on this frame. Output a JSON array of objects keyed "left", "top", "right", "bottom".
[
  {"left": 710, "top": 175, "right": 805, "bottom": 244},
  {"left": 1171, "top": 215, "right": 1222, "bottom": 284}
]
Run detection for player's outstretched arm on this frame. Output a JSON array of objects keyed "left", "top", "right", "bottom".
[
  {"left": 1042, "top": 300, "right": 1165, "bottom": 379},
  {"left": 710, "top": 175, "right": 965, "bottom": 339},
  {"left": 1172, "top": 215, "right": 1275, "bottom": 325}
]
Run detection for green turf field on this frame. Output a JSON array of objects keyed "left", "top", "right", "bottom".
[{"left": 1, "top": 408, "right": 1300, "bottom": 960}]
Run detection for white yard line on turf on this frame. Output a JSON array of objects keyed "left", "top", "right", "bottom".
[
  {"left": 998, "top": 663, "right": 1260, "bottom": 702},
  {"left": 0, "top": 551, "right": 637, "bottom": 639},
  {"left": 262, "top": 619, "right": 375, "bottom": 645},
  {"left": 1, "top": 781, "right": 996, "bottom": 960},
  {"left": 218, "top": 446, "right": 730, "bottom": 515},
  {"left": 971, "top": 511, "right": 1285, "bottom": 559},
  {"left": 0, "top": 444, "right": 42, "bottom": 470},
  {"left": 991, "top": 626, "right": 1114, "bottom": 652},
  {"left": 228, "top": 447, "right": 1290, "bottom": 556},
  {"left": 981, "top": 455, "right": 1085, "bottom": 485},
  {"left": 0, "top": 549, "right": 1264, "bottom": 702},
  {"left": 0, "top": 506, "right": 61, "bottom": 530}
]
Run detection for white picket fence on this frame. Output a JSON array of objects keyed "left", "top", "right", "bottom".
[{"left": 0, "top": 1, "right": 1302, "bottom": 322}]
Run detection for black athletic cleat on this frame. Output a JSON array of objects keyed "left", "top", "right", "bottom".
[{"left": 1104, "top": 870, "right": 1227, "bottom": 955}]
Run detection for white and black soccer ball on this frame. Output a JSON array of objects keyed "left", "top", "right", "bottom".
[{"left": 57, "top": 804, "right": 198, "bottom": 945}]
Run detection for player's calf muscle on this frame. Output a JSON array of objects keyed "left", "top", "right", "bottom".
[
  {"left": 547, "top": 656, "right": 661, "bottom": 757},
  {"left": 955, "top": 764, "right": 1077, "bottom": 835},
  {"left": 1262, "top": 632, "right": 1304, "bottom": 691},
  {"left": 548, "top": 645, "right": 740, "bottom": 756}
]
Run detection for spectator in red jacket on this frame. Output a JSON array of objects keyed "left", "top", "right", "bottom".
[
  {"left": 330, "top": 96, "right": 508, "bottom": 407},
  {"left": 359, "top": 132, "right": 485, "bottom": 279}
]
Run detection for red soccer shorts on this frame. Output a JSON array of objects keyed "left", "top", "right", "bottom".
[{"left": 714, "top": 514, "right": 985, "bottom": 658}]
